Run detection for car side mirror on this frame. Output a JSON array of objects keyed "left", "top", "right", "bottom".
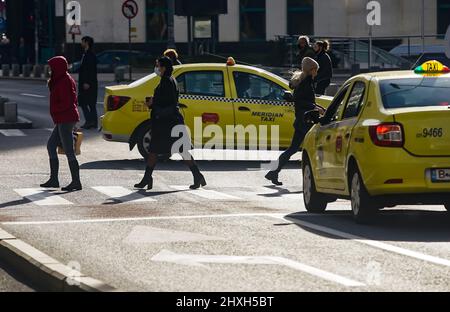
[
  {"left": 304, "top": 110, "right": 321, "bottom": 125},
  {"left": 283, "top": 91, "right": 294, "bottom": 102}
]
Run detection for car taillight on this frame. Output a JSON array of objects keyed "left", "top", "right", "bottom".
[
  {"left": 369, "top": 123, "right": 404, "bottom": 147},
  {"left": 107, "top": 96, "right": 130, "bottom": 111}
]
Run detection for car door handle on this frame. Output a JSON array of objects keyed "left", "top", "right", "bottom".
[
  {"left": 179, "top": 103, "right": 188, "bottom": 109},
  {"left": 238, "top": 106, "right": 251, "bottom": 112}
]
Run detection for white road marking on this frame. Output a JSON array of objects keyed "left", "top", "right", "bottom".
[
  {"left": 92, "top": 186, "right": 156, "bottom": 203},
  {"left": 124, "top": 226, "right": 224, "bottom": 244},
  {"left": 14, "top": 188, "right": 73, "bottom": 206},
  {"left": 1, "top": 213, "right": 285, "bottom": 226},
  {"left": 277, "top": 215, "right": 450, "bottom": 268},
  {"left": 0, "top": 130, "right": 26, "bottom": 137},
  {"left": 169, "top": 185, "right": 242, "bottom": 201},
  {"left": 152, "top": 250, "right": 365, "bottom": 287},
  {"left": 20, "top": 93, "right": 46, "bottom": 98}
]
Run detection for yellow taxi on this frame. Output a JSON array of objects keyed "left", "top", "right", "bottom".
[
  {"left": 101, "top": 59, "right": 332, "bottom": 158},
  {"left": 301, "top": 60, "right": 450, "bottom": 223}
]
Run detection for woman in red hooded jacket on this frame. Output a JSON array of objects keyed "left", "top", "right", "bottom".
[{"left": 40, "top": 56, "right": 82, "bottom": 192}]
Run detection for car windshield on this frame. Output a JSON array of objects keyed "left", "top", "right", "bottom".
[{"left": 380, "top": 77, "right": 450, "bottom": 109}]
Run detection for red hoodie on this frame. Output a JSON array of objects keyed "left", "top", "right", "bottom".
[{"left": 48, "top": 56, "right": 80, "bottom": 124}]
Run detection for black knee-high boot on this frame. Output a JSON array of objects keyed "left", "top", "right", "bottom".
[
  {"left": 40, "top": 158, "right": 60, "bottom": 188},
  {"left": 189, "top": 164, "right": 206, "bottom": 190},
  {"left": 135, "top": 166, "right": 154, "bottom": 190},
  {"left": 62, "top": 160, "right": 82, "bottom": 192}
]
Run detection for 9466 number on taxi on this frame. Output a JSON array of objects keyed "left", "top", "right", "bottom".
[{"left": 417, "top": 128, "right": 444, "bottom": 138}]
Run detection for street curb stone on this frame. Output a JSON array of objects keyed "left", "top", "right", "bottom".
[{"left": 0, "top": 227, "right": 117, "bottom": 292}]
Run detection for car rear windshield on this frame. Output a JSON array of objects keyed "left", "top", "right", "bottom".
[{"left": 380, "top": 77, "right": 450, "bottom": 109}]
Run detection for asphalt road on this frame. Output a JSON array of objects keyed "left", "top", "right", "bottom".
[{"left": 0, "top": 79, "right": 449, "bottom": 292}]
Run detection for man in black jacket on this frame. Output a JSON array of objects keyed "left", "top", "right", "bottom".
[
  {"left": 78, "top": 36, "right": 98, "bottom": 129},
  {"left": 313, "top": 40, "right": 333, "bottom": 95}
]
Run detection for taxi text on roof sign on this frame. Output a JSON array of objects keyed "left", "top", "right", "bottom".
[{"left": 414, "top": 60, "right": 450, "bottom": 74}]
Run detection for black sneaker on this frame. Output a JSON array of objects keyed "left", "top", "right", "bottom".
[{"left": 265, "top": 171, "right": 283, "bottom": 186}]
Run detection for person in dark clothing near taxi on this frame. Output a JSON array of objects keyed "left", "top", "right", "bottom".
[
  {"left": 297, "top": 36, "right": 315, "bottom": 68},
  {"left": 164, "top": 49, "right": 182, "bottom": 66},
  {"left": 134, "top": 56, "right": 206, "bottom": 190},
  {"left": 313, "top": 40, "right": 333, "bottom": 95},
  {"left": 41, "top": 56, "right": 82, "bottom": 192},
  {"left": 78, "top": 36, "right": 98, "bottom": 130},
  {"left": 265, "top": 57, "right": 324, "bottom": 186}
]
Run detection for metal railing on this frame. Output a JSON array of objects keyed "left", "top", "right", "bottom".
[{"left": 277, "top": 34, "right": 448, "bottom": 71}]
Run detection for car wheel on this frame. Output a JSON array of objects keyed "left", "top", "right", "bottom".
[
  {"left": 137, "top": 125, "right": 152, "bottom": 160},
  {"left": 303, "top": 157, "right": 328, "bottom": 213},
  {"left": 350, "top": 170, "right": 376, "bottom": 224}
]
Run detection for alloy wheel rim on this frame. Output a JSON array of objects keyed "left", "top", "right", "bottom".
[
  {"left": 351, "top": 174, "right": 361, "bottom": 216},
  {"left": 304, "top": 165, "right": 312, "bottom": 204},
  {"left": 143, "top": 131, "right": 152, "bottom": 153}
]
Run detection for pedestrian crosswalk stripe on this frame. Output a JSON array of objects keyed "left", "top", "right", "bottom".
[
  {"left": 92, "top": 186, "right": 157, "bottom": 203},
  {"left": 0, "top": 130, "right": 26, "bottom": 137},
  {"left": 14, "top": 188, "right": 73, "bottom": 206},
  {"left": 169, "top": 185, "right": 242, "bottom": 201}
]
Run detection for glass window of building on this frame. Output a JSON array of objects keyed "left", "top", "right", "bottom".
[
  {"left": 240, "top": 0, "right": 266, "bottom": 41},
  {"left": 146, "top": 0, "right": 168, "bottom": 42},
  {"left": 287, "top": 0, "right": 314, "bottom": 35},
  {"left": 437, "top": 0, "right": 450, "bottom": 35}
]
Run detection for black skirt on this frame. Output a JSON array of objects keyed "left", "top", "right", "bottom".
[{"left": 149, "top": 113, "right": 192, "bottom": 155}]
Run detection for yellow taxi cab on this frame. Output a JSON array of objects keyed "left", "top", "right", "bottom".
[
  {"left": 301, "top": 60, "right": 450, "bottom": 223},
  {"left": 101, "top": 58, "right": 332, "bottom": 158}
]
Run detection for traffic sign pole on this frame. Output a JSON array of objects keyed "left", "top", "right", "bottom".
[
  {"left": 128, "top": 18, "right": 132, "bottom": 81},
  {"left": 122, "top": 0, "right": 138, "bottom": 81}
]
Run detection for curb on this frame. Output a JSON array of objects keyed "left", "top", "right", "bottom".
[
  {"left": 0, "top": 227, "right": 117, "bottom": 292},
  {"left": 0, "top": 76, "right": 48, "bottom": 82},
  {"left": 0, "top": 116, "right": 33, "bottom": 129}
]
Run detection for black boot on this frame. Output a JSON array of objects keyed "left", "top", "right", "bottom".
[
  {"left": 189, "top": 164, "right": 207, "bottom": 190},
  {"left": 265, "top": 171, "right": 283, "bottom": 186},
  {"left": 134, "top": 166, "right": 154, "bottom": 190},
  {"left": 62, "top": 160, "right": 82, "bottom": 192},
  {"left": 40, "top": 158, "right": 60, "bottom": 188}
]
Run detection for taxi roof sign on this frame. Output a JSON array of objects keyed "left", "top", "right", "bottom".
[{"left": 414, "top": 60, "right": 450, "bottom": 74}]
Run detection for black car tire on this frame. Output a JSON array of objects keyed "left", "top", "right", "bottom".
[
  {"left": 136, "top": 124, "right": 152, "bottom": 160},
  {"left": 303, "top": 157, "right": 328, "bottom": 213},
  {"left": 350, "top": 169, "right": 376, "bottom": 224}
]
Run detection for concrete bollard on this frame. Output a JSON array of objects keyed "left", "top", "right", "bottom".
[
  {"left": 0, "top": 97, "right": 9, "bottom": 116},
  {"left": 4, "top": 102, "right": 18, "bottom": 123},
  {"left": 44, "top": 65, "right": 51, "bottom": 78},
  {"left": 115, "top": 66, "right": 126, "bottom": 83},
  {"left": 11, "top": 64, "right": 21, "bottom": 77},
  {"left": 33, "top": 65, "right": 43, "bottom": 78},
  {"left": 22, "top": 64, "right": 32, "bottom": 77},
  {"left": 1, "top": 64, "right": 10, "bottom": 77}
]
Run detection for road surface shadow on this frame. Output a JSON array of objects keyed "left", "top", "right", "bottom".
[
  {"left": 102, "top": 190, "right": 183, "bottom": 205},
  {"left": 80, "top": 159, "right": 301, "bottom": 172},
  {"left": 258, "top": 185, "right": 303, "bottom": 198},
  {"left": 0, "top": 198, "right": 31, "bottom": 209},
  {"left": 284, "top": 210, "right": 450, "bottom": 242}
]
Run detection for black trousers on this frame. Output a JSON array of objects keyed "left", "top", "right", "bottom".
[
  {"left": 275, "top": 119, "right": 312, "bottom": 173},
  {"left": 47, "top": 123, "right": 77, "bottom": 162},
  {"left": 315, "top": 79, "right": 331, "bottom": 96},
  {"left": 79, "top": 91, "right": 98, "bottom": 126}
]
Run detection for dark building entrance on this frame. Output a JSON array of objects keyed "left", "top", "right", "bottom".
[{"left": 4, "top": 0, "right": 65, "bottom": 64}]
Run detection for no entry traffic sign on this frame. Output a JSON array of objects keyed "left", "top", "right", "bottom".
[{"left": 122, "top": 0, "right": 139, "bottom": 19}]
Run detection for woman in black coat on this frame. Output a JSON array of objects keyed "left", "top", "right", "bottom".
[
  {"left": 265, "top": 57, "right": 324, "bottom": 186},
  {"left": 134, "top": 56, "right": 206, "bottom": 190}
]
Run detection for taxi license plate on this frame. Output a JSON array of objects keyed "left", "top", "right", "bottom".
[{"left": 431, "top": 169, "right": 450, "bottom": 183}]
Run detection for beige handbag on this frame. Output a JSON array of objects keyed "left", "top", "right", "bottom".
[{"left": 58, "top": 132, "right": 83, "bottom": 156}]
